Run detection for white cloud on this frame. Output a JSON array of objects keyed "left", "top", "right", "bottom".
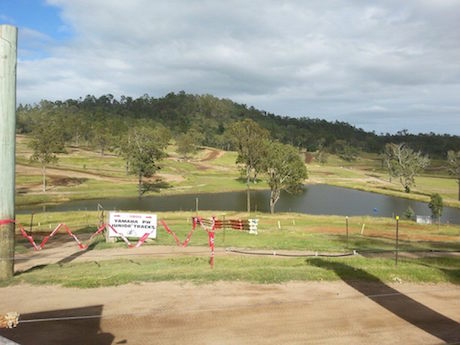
[{"left": 14, "top": 0, "right": 460, "bottom": 134}]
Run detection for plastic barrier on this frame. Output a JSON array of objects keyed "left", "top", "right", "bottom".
[
  {"left": 159, "top": 216, "right": 217, "bottom": 267},
  {"left": 160, "top": 216, "right": 256, "bottom": 268},
  {"left": 39, "top": 223, "right": 86, "bottom": 250},
  {"left": 11, "top": 220, "right": 156, "bottom": 251},
  {"left": 159, "top": 217, "right": 204, "bottom": 248},
  {"left": 200, "top": 218, "right": 256, "bottom": 231},
  {"left": 193, "top": 216, "right": 216, "bottom": 268},
  {"left": 7, "top": 215, "right": 255, "bottom": 269}
]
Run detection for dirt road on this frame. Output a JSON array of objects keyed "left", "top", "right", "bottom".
[
  {"left": 3, "top": 238, "right": 460, "bottom": 345},
  {"left": 1, "top": 279, "right": 459, "bottom": 345}
]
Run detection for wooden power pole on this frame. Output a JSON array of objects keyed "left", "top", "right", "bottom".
[{"left": 0, "top": 25, "right": 17, "bottom": 280}]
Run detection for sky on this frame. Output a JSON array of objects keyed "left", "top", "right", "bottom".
[{"left": 1, "top": 0, "right": 460, "bottom": 135}]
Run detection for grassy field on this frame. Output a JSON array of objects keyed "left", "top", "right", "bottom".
[
  {"left": 15, "top": 135, "right": 268, "bottom": 206},
  {"left": 15, "top": 135, "right": 460, "bottom": 208},
  {"left": 7, "top": 211, "right": 459, "bottom": 287},
  {"left": 10, "top": 256, "right": 460, "bottom": 288}
]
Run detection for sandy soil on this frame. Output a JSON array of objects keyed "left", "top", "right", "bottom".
[
  {"left": 15, "top": 164, "right": 123, "bottom": 182},
  {"left": 155, "top": 173, "right": 186, "bottom": 183},
  {"left": 190, "top": 148, "right": 229, "bottom": 172},
  {"left": 1, "top": 280, "right": 459, "bottom": 345},
  {"left": 16, "top": 163, "right": 184, "bottom": 194}
]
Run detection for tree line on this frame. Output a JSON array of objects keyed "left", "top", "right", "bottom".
[{"left": 17, "top": 92, "right": 460, "bottom": 157}]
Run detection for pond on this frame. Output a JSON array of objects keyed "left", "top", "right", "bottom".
[{"left": 17, "top": 184, "right": 460, "bottom": 224}]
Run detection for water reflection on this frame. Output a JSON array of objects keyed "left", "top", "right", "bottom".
[{"left": 17, "top": 184, "right": 460, "bottom": 224}]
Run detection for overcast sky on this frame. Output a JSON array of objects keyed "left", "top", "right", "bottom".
[{"left": 2, "top": 0, "right": 460, "bottom": 135}]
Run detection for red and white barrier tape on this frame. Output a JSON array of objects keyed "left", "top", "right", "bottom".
[
  {"left": 1, "top": 218, "right": 40, "bottom": 250},
  {"left": 181, "top": 218, "right": 197, "bottom": 248},
  {"left": 85, "top": 223, "right": 156, "bottom": 249},
  {"left": 87, "top": 224, "right": 108, "bottom": 243},
  {"left": 0, "top": 219, "right": 15, "bottom": 226},
  {"left": 159, "top": 219, "right": 198, "bottom": 248},
  {"left": 39, "top": 223, "right": 63, "bottom": 249},
  {"left": 105, "top": 224, "right": 133, "bottom": 248},
  {"left": 159, "top": 220, "right": 182, "bottom": 246},
  {"left": 7, "top": 215, "right": 250, "bottom": 269},
  {"left": 208, "top": 230, "right": 215, "bottom": 269},
  {"left": 62, "top": 224, "right": 86, "bottom": 249},
  {"left": 160, "top": 217, "right": 217, "bottom": 268},
  {"left": 5, "top": 219, "right": 155, "bottom": 251}
]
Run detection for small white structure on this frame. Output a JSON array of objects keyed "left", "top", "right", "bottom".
[
  {"left": 248, "top": 219, "right": 259, "bottom": 235},
  {"left": 416, "top": 215, "right": 432, "bottom": 225}
]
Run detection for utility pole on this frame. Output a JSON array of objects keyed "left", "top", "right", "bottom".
[{"left": 0, "top": 25, "right": 17, "bottom": 280}]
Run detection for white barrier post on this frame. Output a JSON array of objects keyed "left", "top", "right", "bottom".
[{"left": 249, "top": 219, "right": 258, "bottom": 235}]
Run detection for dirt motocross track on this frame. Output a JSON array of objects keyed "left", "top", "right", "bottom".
[
  {"left": 1, "top": 281, "right": 459, "bottom": 345},
  {"left": 1, "top": 242, "right": 460, "bottom": 345}
]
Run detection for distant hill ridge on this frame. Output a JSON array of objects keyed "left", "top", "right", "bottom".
[{"left": 17, "top": 92, "right": 460, "bottom": 157}]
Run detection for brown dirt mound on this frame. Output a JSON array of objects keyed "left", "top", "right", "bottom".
[
  {"left": 201, "top": 148, "right": 224, "bottom": 161},
  {"left": 50, "top": 176, "right": 88, "bottom": 186}
]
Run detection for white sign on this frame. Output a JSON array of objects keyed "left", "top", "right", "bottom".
[{"left": 108, "top": 212, "right": 157, "bottom": 239}]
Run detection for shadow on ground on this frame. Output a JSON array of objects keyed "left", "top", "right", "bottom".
[
  {"left": 15, "top": 242, "right": 99, "bottom": 276},
  {"left": 307, "top": 258, "right": 460, "bottom": 344},
  {"left": 0, "top": 305, "right": 117, "bottom": 345}
]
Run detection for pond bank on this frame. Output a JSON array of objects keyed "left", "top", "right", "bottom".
[{"left": 16, "top": 184, "right": 460, "bottom": 224}]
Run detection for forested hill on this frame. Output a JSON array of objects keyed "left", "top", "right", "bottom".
[{"left": 17, "top": 92, "right": 460, "bottom": 157}]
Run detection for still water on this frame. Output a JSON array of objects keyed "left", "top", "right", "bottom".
[{"left": 17, "top": 184, "right": 460, "bottom": 224}]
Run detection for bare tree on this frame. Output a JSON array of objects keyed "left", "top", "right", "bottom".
[{"left": 385, "top": 143, "right": 430, "bottom": 193}]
